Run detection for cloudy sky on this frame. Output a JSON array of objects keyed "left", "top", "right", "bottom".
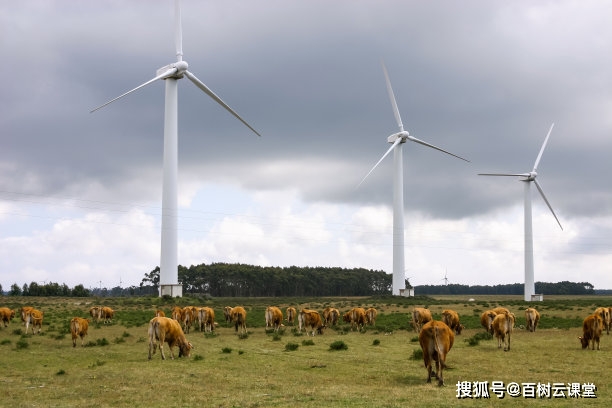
[{"left": 2, "top": 0, "right": 611, "bottom": 292}]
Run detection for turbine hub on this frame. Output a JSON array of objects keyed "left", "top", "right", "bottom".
[
  {"left": 387, "top": 131, "right": 409, "bottom": 144},
  {"left": 523, "top": 171, "right": 537, "bottom": 181},
  {"left": 156, "top": 60, "right": 189, "bottom": 78}
]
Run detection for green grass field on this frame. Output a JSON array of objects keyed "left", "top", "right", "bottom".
[{"left": 1, "top": 295, "right": 610, "bottom": 407}]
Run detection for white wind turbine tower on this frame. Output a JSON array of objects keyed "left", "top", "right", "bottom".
[
  {"left": 479, "top": 123, "right": 562, "bottom": 302},
  {"left": 91, "top": 0, "right": 260, "bottom": 297},
  {"left": 358, "top": 63, "right": 469, "bottom": 296}
]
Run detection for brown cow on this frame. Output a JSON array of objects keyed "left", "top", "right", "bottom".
[
  {"left": 491, "top": 306, "right": 510, "bottom": 315},
  {"left": 412, "top": 307, "right": 432, "bottom": 332},
  {"left": 298, "top": 308, "right": 317, "bottom": 332},
  {"left": 594, "top": 307, "right": 611, "bottom": 335},
  {"left": 223, "top": 306, "right": 233, "bottom": 325},
  {"left": 365, "top": 307, "right": 378, "bottom": 326},
  {"left": 230, "top": 306, "right": 247, "bottom": 335},
  {"left": 197, "top": 307, "right": 215, "bottom": 333},
  {"left": 21, "top": 306, "right": 34, "bottom": 325},
  {"left": 70, "top": 317, "right": 90, "bottom": 347},
  {"left": 441, "top": 309, "right": 464, "bottom": 335},
  {"left": 265, "top": 306, "right": 283, "bottom": 332},
  {"left": 286, "top": 307, "right": 297, "bottom": 326},
  {"left": 148, "top": 316, "right": 193, "bottom": 360},
  {"left": 100, "top": 306, "right": 114, "bottom": 324},
  {"left": 343, "top": 307, "right": 367, "bottom": 332},
  {"left": 182, "top": 306, "right": 197, "bottom": 334},
  {"left": 171, "top": 306, "right": 183, "bottom": 322},
  {"left": 322, "top": 307, "right": 340, "bottom": 327},
  {"left": 0, "top": 307, "right": 15, "bottom": 327},
  {"left": 89, "top": 306, "right": 101, "bottom": 323},
  {"left": 300, "top": 309, "right": 325, "bottom": 336},
  {"left": 155, "top": 309, "right": 166, "bottom": 318},
  {"left": 418, "top": 320, "right": 455, "bottom": 386},
  {"left": 492, "top": 311, "right": 515, "bottom": 351},
  {"left": 24, "top": 308, "right": 44, "bottom": 334},
  {"left": 525, "top": 308, "right": 540, "bottom": 332},
  {"left": 480, "top": 310, "right": 497, "bottom": 335},
  {"left": 579, "top": 314, "right": 603, "bottom": 350}
]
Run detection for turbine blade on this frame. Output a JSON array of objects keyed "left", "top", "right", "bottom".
[
  {"left": 533, "top": 123, "right": 554, "bottom": 172},
  {"left": 174, "top": 0, "right": 183, "bottom": 61},
  {"left": 356, "top": 137, "right": 402, "bottom": 188},
  {"left": 381, "top": 62, "right": 404, "bottom": 132},
  {"left": 407, "top": 135, "right": 470, "bottom": 162},
  {"left": 533, "top": 179, "right": 563, "bottom": 230},
  {"left": 90, "top": 67, "right": 178, "bottom": 113},
  {"left": 184, "top": 70, "right": 261, "bottom": 137},
  {"left": 478, "top": 172, "right": 531, "bottom": 177}
]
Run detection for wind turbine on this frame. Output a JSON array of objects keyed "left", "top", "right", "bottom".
[
  {"left": 479, "top": 123, "right": 562, "bottom": 302},
  {"left": 91, "top": 0, "right": 260, "bottom": 297},
  {"left": 358, "top": 63, "right": 469, "bottom": 296}
]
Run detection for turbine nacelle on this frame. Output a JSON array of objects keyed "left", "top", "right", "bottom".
[
  {"left": 522, "top": 171, "right": 537, "bottom": 181},
  {"left": 157, "top": 60, "right": 189, "bottom": 78},
  {"left": 387, "top": 131, "right": 409, "bottom": 144}
]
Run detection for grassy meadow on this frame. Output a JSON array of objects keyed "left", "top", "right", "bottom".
[{"left": 1, "top": 295, "right": 611, "bottom": 407}]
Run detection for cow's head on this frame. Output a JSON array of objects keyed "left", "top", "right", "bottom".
[
  {"left": 179, "top": 341, "right": 194, "bottom": 357},
  {"left": 578, "top": 336, "right": 589, "bottom": 349},
  {"left": 456, "top": 324, "right": 465, "bottom": 335},
  {"left": 317, "top": 325, "right": 327, "bottom": 335}
]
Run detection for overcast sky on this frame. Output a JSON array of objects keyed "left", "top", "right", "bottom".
[{"left": 2, "top": 0, "right": 611, "bottom": 292}]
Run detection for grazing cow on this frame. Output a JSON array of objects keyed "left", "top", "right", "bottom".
[
  {"left": 441, "top": 309, "right": 464, "bottom": 335},
  {"left": 322, "top": 307, "right": 340, "bottom": 327},
  {"left": 365, "top": 308, "right": 378, "bottom": 326},
  {"left": 298, "top": 308, "right": 316, "bottom": 332},
  {"left": 89, "top": 306, "right": 102, "bottom": 323},
  {"left": 480, "top": 310, "right": 497, "bottom": 335},
  {"left": 155, "top": 309, "right": 165, "bottom": 317},
  {"left": 100, "top": 306, "right": 114, "bottom": 324},
  {"left": 594, "top": 307, "right": 611, "bottom": 335},
  {"left": 412, "top": 307, "right": 433, "bottom": 332},
  {"left": 492, "top": 311, "right": 515, "bottom": 351},
  {"left": 182, "top": 306, "right": 197, "bottom": 334},
  {"left": 171, "top": 306, "right": 183, "bottom": 322},
  {"left": 418, "top": 320, "right": 455, "bottom": 386},
  {"left": 286, "top": 307, "right": 297, "bottom": 326},
  {"left": 343, "top": 307, "right": 367, "bottom": 332},
  {"left": 0, "top": 307, "right": 15, "bottom": 327},
  {"left": 525, "top": 308, "right": 541, "bottom": 332},
  {"left": 223, "top": 306, "right": 233, "bottom": 325},
  {"left": 579, "top": 314, "right": 603, "bottom": 350},
  {"left": 70, "top": 317, "right": 90, "bottom": 347},
  {"left": 230, "top": 306, "right": 247, "bottom": 335},
  {"left": 148, "top": 316, "right": 193, "bottom": 360},
  {"left": 198, "top": 307, "right": 215, "bottom": 333},
  {"left": 24, "top": 308, "right": 44, "bottom": 334},
  {"left": 300, "top": 309, "right": 325, "bottom": 336},
  {"left": 491, "top": 306, "right": 510, "bottom": 315},
  {"left": 265, "top": 306, "right": 283, "bottom": 332}
]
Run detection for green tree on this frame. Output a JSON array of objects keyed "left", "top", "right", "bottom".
[{"left": 9, "top": 283, "right": 22, "bottom": 296}]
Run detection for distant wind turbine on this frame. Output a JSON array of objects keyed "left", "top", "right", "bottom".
[
  {"left": 358, "top": 63, "right": 469, "bottom": 296},
  {"left": 91, "top": 0, "right": 260, "bottom": 297},
  {"left": 479, "top": 123, "right": 562, "bottom": 302}
]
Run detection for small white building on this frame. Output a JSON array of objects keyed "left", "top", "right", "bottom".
[{"left": 399, "top": 287, "right": 414, "bottom": 297}]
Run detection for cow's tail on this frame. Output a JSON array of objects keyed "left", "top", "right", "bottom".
[{"left": 433, "top": 325, "right": 445, "bottom": 369}]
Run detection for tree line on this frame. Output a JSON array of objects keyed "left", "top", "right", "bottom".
[{"left": 414, "top": 281, "right": 595, "bottom": 296}]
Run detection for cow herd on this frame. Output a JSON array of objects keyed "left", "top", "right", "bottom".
[{"left": 2, "top": 302, "right": 611, "bottom": 387}]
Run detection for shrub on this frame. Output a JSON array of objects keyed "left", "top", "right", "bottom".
[
  {"left": 372, "top": 339, "right": 380, "bottom": 346},
  {"left": 410, "top": 348, "right": 423, "bottom": 361},
  {"left": 285, "top": 342, "right": 299, "bottom": 351},
  {"left": 301, "top": 339, "right": 315, "bottom": 346},
  {"left": 329, "top": 340, "right": 348, "bottom": 351},
  {"left": 16, "top": 338, "right": 29, "bottom": 350},
  {"left": 56, "top": 369, "right": 66, "bottom": 375},
  {"left": 221, "top": 347, "right": 232, "bottom": 354}
]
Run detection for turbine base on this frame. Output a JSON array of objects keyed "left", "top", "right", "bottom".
[{"left": 159, "top": 284, "right": 183, "bottom": 298}]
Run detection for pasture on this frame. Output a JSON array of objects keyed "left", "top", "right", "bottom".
[{"left": 0, "top": 295, "right": 610, "bottom": 407}]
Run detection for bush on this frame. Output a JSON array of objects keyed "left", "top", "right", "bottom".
[
  {"left": 301, "top": 339, "right": 315, "bottom": 346},
  {"left": 285, "top": 342, "right": 299, "bottom": 351},
  {"left": 372, "top": 339, "right": 380, "bottom": 346},
  {"left": 410, "top": 348, "right": 423, "bottom": 361},
  {"left": 465, "top": 332, "right": 492, "bottom": 346},
  {"left": 329, "top": 340, "right": 348, "bottom": 351},
  {"left": 16, "top": 338, "right": 29, "bottom": 350},
  {"left": 221, "top": 347, "right": 232, "bottom": 354}
]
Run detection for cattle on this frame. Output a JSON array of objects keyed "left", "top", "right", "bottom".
[
  {"left": 155, "top": 309, "right": 165, "bottom": 318},
  {"left": 365, "top": 308, "right": 378, "bottom": 326},
  {"left": 412, "top": 307, "right": 433, "bottom": 332},
  {"left": 594, "top": 307, "right": 611, "bottom": 335},
  {"left": 480, "top": 310, "right": 497, "bottom": 335},
  {"left": 24, "top": 308, "right": 44, "bottom": 334},
  {"left": 343, "top": 307, "right": 367, "bottom": 332},
  {"left": 0, "top": 307, "right": 15, "bottom": 327},
  {"left": 182, "top": 306, "right": 197, "bottom": 334},
  {"left": 418, "top": 320, "right": 455, "bottom": 386},
  {"left": 100, "top": 306, "right": 114, "bottom": 324},
  {"left": 148, "top": 316, "right": 193, "bottom": 360},
  {"left": 230, "top": 306, "right": 247, "bottom": 335},
  {"left": 286, "top": 307, "right": 297, "bottom": 326},
  {"left": 441, "top": 309, "right": 464, "bottom": 335},
  {"left": 223, "top": 306, "right": 233, "bottom": 325},
  {"left": 70, "top": 317, "right": 90, "bottom": 347},
  {"left": 89, "top": 306, "right": 101, "bottom": 323},
  {"left": 197, "top": 307, "right": 215, "bottom": 333},
  {"left": 525, "top": 308, "right": 540, "bottom": 332},
  {"left": 322, "top": 307, "right": 340, "bottom": 327},
  {"left": 298, "top": 308, "right": 316, "bottom": 332},
  {"left": 171, "top": 306, "right": 183, "bottom": 322},
  {"left": 579, "top": 314, "right": 603, "bottom": 350},
  {"left": 491, "top": 306, "right": 510, "bottom": 315},
  {"left": 300, "top": 309, "right": 325, "bottom": 336},
  {"left": 492, "top": 311, "right": 515, "bottom": 351},
  {"left": 21, "top": 306, "right": 34, "bottom": 325},
  {"left": 265, "top": 306, "right": 283, "bottom": 332}
]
